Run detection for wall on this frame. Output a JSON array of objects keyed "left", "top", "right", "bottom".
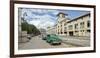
[{"left": 0, "top": 0, "right": 98, "bottom": 58}]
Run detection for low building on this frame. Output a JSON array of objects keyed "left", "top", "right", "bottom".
[
  {"left": 39, "top": 28, "right": 47, "bottom": 38},
  {"left": 47, "top": 25, "right": 57, "bottom": 34}
]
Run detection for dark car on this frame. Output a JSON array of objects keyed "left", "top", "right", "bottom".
[
  {"left": 42, "top": 34, "right": 47, "bottom": 40},
  {"left": 27, "top": 35, "right": 31, "bottom": 40},
  {"left": 46, "top": 34, "right": 62, "bottom": 45}
]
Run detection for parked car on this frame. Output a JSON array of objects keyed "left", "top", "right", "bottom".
[
  {"left": 42, "top": 34, "right": 47, "bottom": 40},
  {"left": 42, "top": 36, "right": 47, "bottom": 40},
  {"left": 27, "top": 35, "right": 31, "bottom": 40},
  {"left": 46, "top": 34, "right": 62, "bottom": 45}
]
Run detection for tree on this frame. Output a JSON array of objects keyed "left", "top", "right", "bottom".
[{"left": 21, "top": 19, "right": 40, "bottom": 36}]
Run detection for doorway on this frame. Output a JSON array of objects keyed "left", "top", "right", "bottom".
[{"left": 69, "top": 32, "right": 73, "bottom": 36}]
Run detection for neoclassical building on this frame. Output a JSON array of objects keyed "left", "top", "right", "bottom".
[
  {"left": 56, "top": 12, "right": 90, "bottom": 36},
  {"left": 56, "top": 12, "right": 70, "bottom": 35}
]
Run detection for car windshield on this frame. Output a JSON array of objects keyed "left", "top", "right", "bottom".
[
  {"left": 51, "top": 34, "right": 57, "bottom": 37},
  {"left": 51, "top": 35, "right": 59, "bottom": 39}
]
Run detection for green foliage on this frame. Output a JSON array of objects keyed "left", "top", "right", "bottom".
[
  {"left": 21, "top": 22, "right": 28, "bottom": 31},
  {"left": 21, "top": 20, "right": 40, "bottom": 35}
]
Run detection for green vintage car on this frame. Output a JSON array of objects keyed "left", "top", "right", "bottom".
[{"left": 46, "top": 34, "right": 62, "bottom": 45}]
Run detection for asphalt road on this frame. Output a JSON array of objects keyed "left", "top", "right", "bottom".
[{"left": 18, "top": 35, "right": 75, "bottom": 50}]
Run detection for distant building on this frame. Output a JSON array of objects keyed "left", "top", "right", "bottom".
[
  {"left": 39, "top": 28, "right": 47, "bottom": 38},
  {"left": 47, "top": 25, "right": 57, "bottom": 34},
  {"left": 56, "top": 12, "right": 90, "bottom": 36},
  {"left": 39, "top": 28, "right": 46, "bottom": 34}
]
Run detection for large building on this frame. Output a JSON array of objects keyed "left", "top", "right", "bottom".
[
  {"left": 56, "top": 12, "right": 90, "bottom": 36},
  {"left": 56, "top": 12, "right": 70, "bottom": 35}
]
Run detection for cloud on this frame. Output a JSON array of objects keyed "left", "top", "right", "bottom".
[
  {"left": 28, "top": 14, "right": 55, "bottom": 30},
  {"left": 28, "top": 8, "right": 59, "bottom": 17},
  {"left": 19, "top": 8, "right": 67, "bottom": 30},
  {"left": 20, "top": 8, "right": 59, "bottom": 21}
]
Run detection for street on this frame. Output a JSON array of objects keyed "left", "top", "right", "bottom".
[{"left": 18, "top": 35, "right": 90, "bottom": 50}]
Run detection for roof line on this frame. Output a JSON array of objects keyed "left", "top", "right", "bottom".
[{"left": 67, "top": 13, "right": 90, "bottom": 23}]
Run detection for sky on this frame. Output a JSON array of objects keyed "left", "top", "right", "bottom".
[{"left": 19, "top": 8, "right": 90, "bottom": 30}]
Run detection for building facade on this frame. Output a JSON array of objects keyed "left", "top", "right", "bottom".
[
  {"left": 56, "top": 12, "right": 90, "bottom": 36},
  {"left": 56, "top": 12, "right": 70, "bottom": 35}
]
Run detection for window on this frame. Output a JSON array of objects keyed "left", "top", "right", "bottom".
[
  {"left": 87, "top": 30, "right": 90, "bottom": 32},
  {"left": 75, "top": 24, "right": 78, "bottom": 29},
  {"left": 58, "top": 26, "right": 59, "bottom": 28},
  {"left": 61, "top": 32, "right": 63, "bottom": 34},
  {"left": 80, "top": 22, "right": 84, "bottom": 29},
  {"left": 68, "top": 25, "right": 73, "bottom": 30},
  {"left": 64, "top": 27, "right": 67, "bottom": 31},
  {"left": 61, "top": 25, "right": 62, "bottom": 27},
  {"left": 87, "top": 20, "right": 90, "bottom": 27},
  {"left": 58, "top": 29, "right": 59, "bottom": 32},
  {"left": 65, "top": 27, "right": 67, "bottom": 29},
  {"left": 80, "top": 30, "right": 84, "bottom": 32},
  {"left": 64, "top": 32, "right": 67, "bottom": 34}
]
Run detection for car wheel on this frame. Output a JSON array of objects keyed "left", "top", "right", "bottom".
[
  {"left": 46, "top": 40, "right": 49, "bottom": 43},
  {"left": 59, "top": 43, "right": 61, "bottom": 45}
]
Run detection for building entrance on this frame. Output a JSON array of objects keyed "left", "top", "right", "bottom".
[{"left": 69, "top": 32, "right": 73, "bottom": 36}]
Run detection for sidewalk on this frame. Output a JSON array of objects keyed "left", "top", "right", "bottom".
[
  {"left": 62, "top": 39, "right": 90, "bottom": 47},
  {"left": 59, "top": 36, "right": 90, "bottom": 47},
  {"left": 59, "top": 35, "right": 90, "bottom": 40}
]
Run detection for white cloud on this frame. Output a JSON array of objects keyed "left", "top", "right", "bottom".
[
  {"left": 28, "top": 14, "right": 55, "bottom": 30},
  {"left": 19, "top": 8, "right": 58, "bottom": 30},
  {"left": 29, "top": 20, "right": 41, "bottom": 27},
  {"left": 28, "top": 8, "right": 59, "bottom": 16}
]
